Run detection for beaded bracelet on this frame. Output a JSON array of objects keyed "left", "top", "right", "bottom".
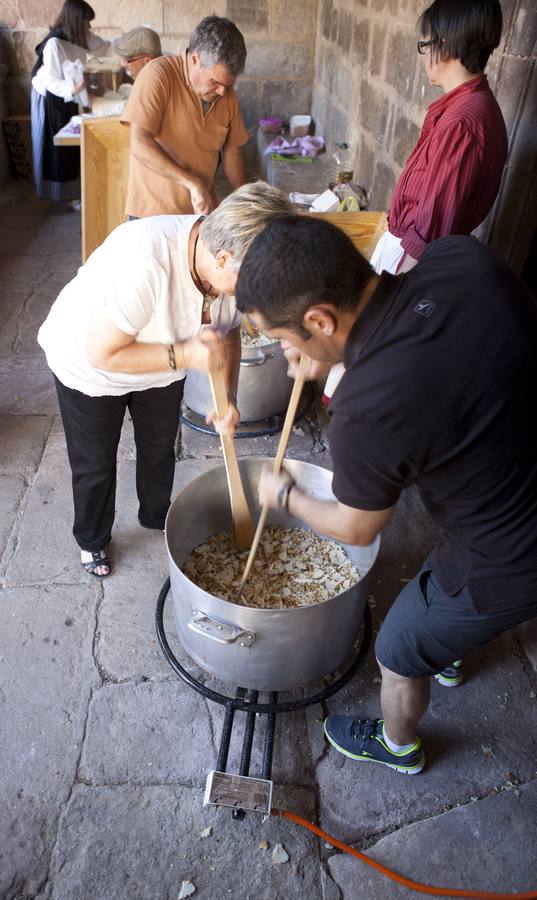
[{"left": 168, "top": 344, "right": 177, "bottom": 370}]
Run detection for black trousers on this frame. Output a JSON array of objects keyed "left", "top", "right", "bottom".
[{"left": 54, "top": 376, "right": 184, "bottom": 552}]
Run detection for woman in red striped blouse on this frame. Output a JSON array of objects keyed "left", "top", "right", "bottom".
[{"left": 371, "top": 0, "right": 507, "bottom": 276}]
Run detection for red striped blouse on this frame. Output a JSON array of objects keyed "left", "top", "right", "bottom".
[{"left": 388, "top": 75, "right": 508, "bottom": 261}]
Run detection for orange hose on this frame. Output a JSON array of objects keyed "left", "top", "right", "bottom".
[{"left": 272, "top": 808, "right": 537, "bottom": 899}]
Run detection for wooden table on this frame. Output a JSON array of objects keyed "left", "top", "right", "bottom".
[
  {"left": 307, "top": 210, "right": 388, "bottom": 260},
  {"left": 81, "top": 116, "right": 130, "bottom": 261},
  {"left": 53, "top": 116, "right": 130, "bottom": 261},
  {"left": 54, "top": 119, "right": 387, "bottom": 264}
]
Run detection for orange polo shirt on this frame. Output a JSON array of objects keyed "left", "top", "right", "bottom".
[{"left": 121, "top": 52, "right": 248, "bottom": 217}]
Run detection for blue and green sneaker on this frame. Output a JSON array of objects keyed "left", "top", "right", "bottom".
[
  {"left": 324, "top": 717, "right": 425, "bottom": 775},
  {"left": 434, "top": 660, "right": 463, "bottom": 687}
]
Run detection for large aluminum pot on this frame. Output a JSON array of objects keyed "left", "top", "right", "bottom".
[
  {"left": 166, "top": 458, "right": 379, "bottom": 692},
  {"left": 184, "top": 340, "right": 293, "bottom": 421}
]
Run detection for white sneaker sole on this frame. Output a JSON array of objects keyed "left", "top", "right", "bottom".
[{"left": 434, "top": 673, "right": 463, "bottom": 687}]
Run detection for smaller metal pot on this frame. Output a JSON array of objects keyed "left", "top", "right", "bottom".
[{"left": 184, "top": 340, "right": 293, "bottom": 422}]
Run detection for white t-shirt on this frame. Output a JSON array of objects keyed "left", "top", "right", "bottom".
[
  {"left": 38, "top": 215, "right": 242, "bottom": 396},
  {"left": 32, "top": 34, "right": 111, "bottom": 102}
]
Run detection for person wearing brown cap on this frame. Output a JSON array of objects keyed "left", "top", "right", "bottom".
[
  {"left": 120, "top": 15, "right": 248, "bottom": 218},
  {"left": 116, "top": 27, "right": 161, "bottom": 80}
]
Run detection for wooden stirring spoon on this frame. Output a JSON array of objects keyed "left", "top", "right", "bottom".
[
  {"left": 238, "top": 354, "right": 310, "bottom": 595},
  {"left": 208, "top": 366, "right": 255, "bottom": 551}
]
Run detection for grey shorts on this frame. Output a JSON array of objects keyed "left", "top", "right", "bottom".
[{"left": 375, "top": 558, "right": 537, "bottom": 678}]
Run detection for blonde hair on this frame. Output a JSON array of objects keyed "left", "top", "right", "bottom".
[{"left": 199, "top": 181, "right": 293, "bottom": 270}]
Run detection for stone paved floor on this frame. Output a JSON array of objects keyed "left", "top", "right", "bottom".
[{"left": 1, "top": 183, "right": 537, "bottom": 900}]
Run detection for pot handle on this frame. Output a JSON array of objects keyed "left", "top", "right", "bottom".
[
  {"left": 240, "top": 351, "right": 274, "bottom": 367},
  {"left": 188, "top": 609, "right": 256, "bottom": 646}
]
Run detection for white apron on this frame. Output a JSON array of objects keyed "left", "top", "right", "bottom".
[{"left": 369, "top": 230, "right": 405, "bottom": 275}]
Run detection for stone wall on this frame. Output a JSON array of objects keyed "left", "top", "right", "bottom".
[
  {"left": 312, "top": 0, "right": 537, "bottom": 273},
  {"left": 0, "top": 0, "right": 319, "bottom": 171},
  {"left": 312, "top": 0, "right": 434, "bottom": 210},
  {"left": 482, "top": 0, "right": 537, "bottom": 273}
]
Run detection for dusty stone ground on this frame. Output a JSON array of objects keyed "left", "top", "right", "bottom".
[{"left": 1, "top": 183, "right": 537, "bottom": 900}]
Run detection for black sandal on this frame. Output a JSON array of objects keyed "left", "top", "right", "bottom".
[{"left": 81, "top": 550, "right": 111, "bottom": 578}]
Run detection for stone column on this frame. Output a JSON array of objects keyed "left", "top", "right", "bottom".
[{"left": 477, "top": 0, "right": 537, "bottom": 274}]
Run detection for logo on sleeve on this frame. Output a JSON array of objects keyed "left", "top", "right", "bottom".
[{"left": 414, "top": 300, "right": 435, "bottom": 318}]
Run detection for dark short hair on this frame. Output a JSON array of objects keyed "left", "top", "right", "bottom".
[
  {"left": 419, "top": 0, "right": 502, "bottom": 73},
  {"left": 53, "top": 0, "right": 95, "bottom": 49},
  {"left": 235, "top": 216, "right": 372, "bottom": 336},
  {"left": 189, "top": 15, "right": 247, "bottom": 76}
]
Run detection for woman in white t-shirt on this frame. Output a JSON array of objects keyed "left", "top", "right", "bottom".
[
  {"left": 31, "top": 0, "right": 111, "bottom": 203},
  {"left": 38, "top": 181, "right": 292, "bottom": 576}
]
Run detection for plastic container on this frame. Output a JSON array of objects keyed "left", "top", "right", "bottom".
[
  {"left": 289, "top": 114, "right": 311, "bottom": 138},
  {"left": 259, "top": 116, "right": 284, "bottom": 133},
  {"left": 330, "top": 142, "right": 354, "bottom": 185}
]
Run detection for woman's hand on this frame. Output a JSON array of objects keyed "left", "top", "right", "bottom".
[
  {"left": 258, "top": 466, "right": 295, "bottom": 509},
  {"left": 284, "top": 346, "right": 332, "bottom": 381},
  {"left": 181, "top": 328, "right": 226, "bottom": 374},
  {"left": 71, "top": 78, "right": 85, "bottom": 97},
  {"left": 206, "top": 398, "right": 240, "bottom": 437}
]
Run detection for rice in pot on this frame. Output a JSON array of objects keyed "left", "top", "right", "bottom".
[{"left": 182, "top": 526, "right": 360, "bottom": 609}]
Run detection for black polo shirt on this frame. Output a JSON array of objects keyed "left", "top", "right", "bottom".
[{"left": 329, "top": 236, "right": 537, "bottom": 611}]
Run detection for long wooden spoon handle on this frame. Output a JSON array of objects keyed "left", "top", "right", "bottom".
[
  {"left": 238, "top": 505, "right": 269, "bottom": 592},
  {"left": 239, "top": 354, "right": 310, "bottom": 592},
  {"left": 272, "top": 354, "right": 311, "bottom": 473},
  {"left": 208, "top": 367, "right": 254, "bottom": 551}
]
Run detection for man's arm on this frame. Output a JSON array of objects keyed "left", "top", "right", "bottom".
[
  {"left": 291, "top": 491, "right": 393, "bottom": 546},
  {"left": 258, "top": 468, "right": 393, "bottom": 545},
  {"left": 221, "top": 142, "right": 246, "bottom": 191},
  {"left": 130, "top": 124, "right": 213, "bottom": 213}
]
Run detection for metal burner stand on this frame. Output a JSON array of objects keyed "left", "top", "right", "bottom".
[
  {"left": 180, "top": 383, "right": 315, "bottom": 439},
  {"left": 156, "top": 578, "right": 372, "bottom": 818}
]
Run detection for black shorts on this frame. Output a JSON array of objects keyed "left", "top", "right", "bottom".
[{"left": 375, "top": 558, "right": 537, "bottom": 678}]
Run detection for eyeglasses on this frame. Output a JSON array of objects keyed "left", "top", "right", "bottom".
[{"left": 417, "top": 39, "right": 437, "bottom": 55}]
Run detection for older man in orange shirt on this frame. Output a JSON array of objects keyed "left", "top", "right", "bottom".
[{"left": 121, "top": 15, "right": 248, "bottom": 218}]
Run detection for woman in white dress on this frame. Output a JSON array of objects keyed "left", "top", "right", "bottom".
[{"left": 31, "top": 0, "right": 110, "bottom": 202}]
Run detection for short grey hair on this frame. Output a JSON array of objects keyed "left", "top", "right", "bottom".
[
  {"left": 189, "top": 15, "right": 246, "bottom": 76},
  {"left": 199, "top": 182, "right": 293, "bottom": 271}
]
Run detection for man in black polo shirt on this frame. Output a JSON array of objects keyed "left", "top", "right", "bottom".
[{"left": 235, "top": 216, "right": 537, "bottom": 775}]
